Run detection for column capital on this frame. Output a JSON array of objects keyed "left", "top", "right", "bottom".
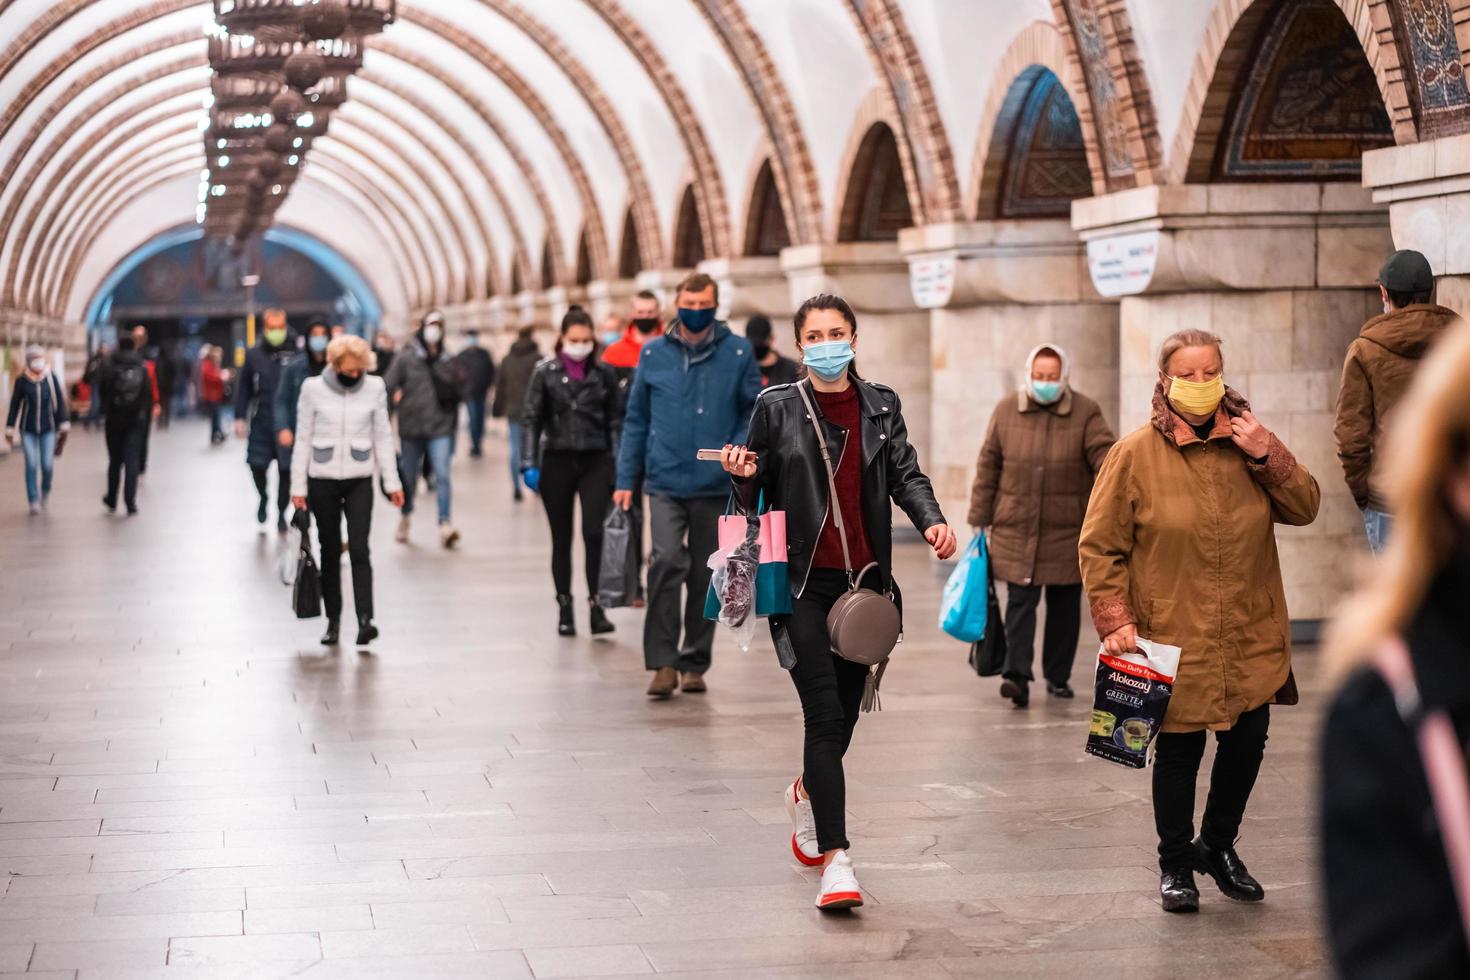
[
  {"left": 1362, "top": 135, "right": 1470, "bottom": 279},
  {"left": 896, "top": 220, "right": 1096, "bottom": 308},
  {"left": 1070, "top": 183, "right": 1387, "bottom": 296},
  {"left": 698, "top": 256, "right": 791, "bottom": 319},
  {"left": 778, "top": 242, "right": 911, "bottom": 313}
]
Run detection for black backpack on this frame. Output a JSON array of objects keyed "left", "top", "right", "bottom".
[{"left": 109, "top": 360, "right": 148, "bottom": 413}]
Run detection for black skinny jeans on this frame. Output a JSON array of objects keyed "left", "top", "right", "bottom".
[
  {"left": 784, "top": 568, "right": 874, "bottom": 854},
  {"left": 308, "top": 477, "right": 375, "bottom": 623},
  {"left": 539, "top": 450, "right": 613, "bottom": 597},
  {"left": 252, "top": 444, "right": 291, "bottom": 517},
  {"left": 1152, "top": 703, "right": 1270, "bottom": 870}
]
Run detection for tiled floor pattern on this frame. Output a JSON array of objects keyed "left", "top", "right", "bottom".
[{"left": 0, "top": 421, "right": 1328, "bottom": 978}]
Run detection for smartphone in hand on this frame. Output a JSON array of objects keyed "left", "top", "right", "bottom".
[{"left": 696, "top": 449, "right": 757, "bottom": 462}]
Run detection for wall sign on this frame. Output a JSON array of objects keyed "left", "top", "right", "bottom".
[
  {"left": 1087, "top": 230, "right": 1158, "bottom": 297},
  {"left": 909, "top": 253, "right": 956, "bottom": 309}
]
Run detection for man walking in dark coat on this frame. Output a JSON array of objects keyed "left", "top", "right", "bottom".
[
  {"left": 455, "top": 329, "right": 496, "bottom": 457},
  {"left": 234, "top": 308, "right": 297, "bottom": 532}
]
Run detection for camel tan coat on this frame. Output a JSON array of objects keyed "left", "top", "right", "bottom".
[
  {"left": 968, "top": 388, "right": 1115, "bottom": 585},
  {"left": 1079, "top": 385, "right": 1321, "bottom": 733}
]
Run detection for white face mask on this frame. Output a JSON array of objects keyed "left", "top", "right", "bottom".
[
  {"left": 422, "top": 325, "right": 443, "bottom": 345},
  {"left": 28, "top": 358, "right": 45, "bottom": 373},
  {"left": 562, "top": 340, "right": 595, "bottom": 362}
]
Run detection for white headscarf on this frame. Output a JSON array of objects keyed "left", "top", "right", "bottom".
[{"left": 1022, "top": 343, "right": 1070, "bottom": 394}]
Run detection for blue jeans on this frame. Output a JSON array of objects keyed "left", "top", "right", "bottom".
[
  {"left": 466, "top": 399, "right": 487, "bottom": 455},
  {"left": 507, "top": 420, "right": 525, "bottom": 495},
  {"left": 20, "top": 431, "right": 56, "bottom": 505},
  {"left": 400, "top": 435, "right": 453, "bottom": 523},
  {"left": 1362, "top": 508, "right": 1392, "bottom": 555}
]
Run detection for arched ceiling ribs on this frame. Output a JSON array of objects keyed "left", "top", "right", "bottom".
[
  {"left": 691, "top": 0, "right": 822, "bottom": 244},
  {"left": 35, "top": 133, "right": 201, "bottom": 314},
  {"left": 0, "top": 0, "right": 189, "bottom": 89},
  {"left": 842, "top": 0, "right": 961, "bottom": 224},
  {"left": 472, "top": 0, "right": 664, "bottom": 273},
  {"left": 309, "top": 138, "right": 452, "bottom": 308},
  {"left": 328, "top": 113, "right": 481, "bottom": 304},
  {"left": 0, "top": 6, "right": 197, "bottom": 141},
  {"left": 19, "top": 115, "right": 199, "bottom": 313},
  {"left": 371, "top": 38, "right": 559, "bottom": 293},
  {"left": 394, "top": 7, "right": 608, "bottom": 285},
  {"left": 2, "top": 69, "right": 205, "bottom": 307},
  {"left": 356, "top": 69, "right": 529, "bottom": 297},
  {"left": 48, "top": 146, "right": 203, "bottom": 316},
  {"left": 583, "top": 0, "right": 733, "bottom": 258}
]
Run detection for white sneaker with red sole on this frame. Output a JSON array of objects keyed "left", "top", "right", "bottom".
[
  {"left": 815, "top": 851, "right": 863, "bottom": 911},
  {"left": 784, "top": 778, "right": 822, "bottom": 867}
]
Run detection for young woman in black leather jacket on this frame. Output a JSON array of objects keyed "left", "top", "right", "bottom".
[
  {"left": 720, "top": 293, "right": 956, "bottom": 911},
  {"left": 522, "top": 306, "right": 623, "bottom": 637}
]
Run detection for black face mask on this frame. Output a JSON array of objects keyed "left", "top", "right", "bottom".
[
  {"left": 751, "top": 343, "right": 772, "bottom": 360},
  {"left": 338, "top": 372, "right": 363, "bottom": 388},
  {"left": 633, "top": 317, "right": 660, "bottom": 335}
]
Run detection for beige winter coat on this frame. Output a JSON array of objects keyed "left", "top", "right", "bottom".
[{"left": 1079, "top": 385, "right": 1320, "bottom": 733}]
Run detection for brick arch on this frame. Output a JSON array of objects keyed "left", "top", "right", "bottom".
[
  {"left": 1168, "top": 0, "right": 1410, "bottom": 184},
  {"left": 473, "top": 0, "right": 665, "bottom": 272},
  {"left": 843, "top": 0, "right": 962, "bottom": 223},
  {"left": 740, "top": 150, "right": 792, "bottom": 257},
  {"left": 672, "top": 184, "right": 707, "bottom": 268},
  {"left": 1048, "top": 0, "right": 1163, "bottom": 192},
  {"left": 618, "top": 206, "right": 642, "bottom": 280},
  {"left": 828, "top": 88, "right": 917, "bottom": 242},
  {"left": 583, "top": 0, "right": 733, "bottom": 258},
  {"left": 691, "top": 0, "right": 822, "bottom": 244},
  {"left": 969, "top": 20, "right": 1095, "bottom": 220},
  {"left": 1, "top": 57, "right": 204, "bottom": 310}
]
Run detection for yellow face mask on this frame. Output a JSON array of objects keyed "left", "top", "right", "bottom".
[{"left": 1167, "top": 374, "right": 1225, "bottom": 417}]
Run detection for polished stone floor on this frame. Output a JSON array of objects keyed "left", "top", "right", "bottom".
[{"left": 0, "top": 419, "right": 1328, "bottom": 978}]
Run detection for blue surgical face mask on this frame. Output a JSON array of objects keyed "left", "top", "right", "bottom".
[
  {"left": 308, "top": 335, "right": 329, "bottom": 354},
  {"left": 1030, "top": 379, "right": 1063, "bottom": 405},
  {"left": 677, "top": 307, "right": 716, "bottom": 333},
  {"left": 802, "top": 340, "right": 855, "bottom": 382}
]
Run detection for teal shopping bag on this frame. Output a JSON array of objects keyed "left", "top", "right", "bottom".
[
  {"left": 939, "top": 533, "right": 990, "bottom": 642},
  {"left": 704, "top": 494, "right": 792, "bottom": 621}
]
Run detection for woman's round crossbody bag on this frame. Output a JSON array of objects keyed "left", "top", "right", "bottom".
[{"left": 796, "top": 383, "right": 900, "bottom": 709}]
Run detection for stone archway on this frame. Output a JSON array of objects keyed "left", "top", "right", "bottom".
[
  {"left": 672, "top": 185, "right": 706, "bottom": 269},
  {"left": 742, "top": 159, "right": 792, "bottom": 257},
  {"left": 975, "top": 66, "right": 1092, "bottom": 219},
  {"left": 835, "top": 122, "right": 914, "bottom": 243}
]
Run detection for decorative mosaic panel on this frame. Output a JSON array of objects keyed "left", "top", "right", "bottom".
[
  {"left": 1064, "top": 0, "right": 1133, "bottom": 182},
  {"left": 1216, "top": 0, "right": 1394, "bottom": 179},
  {"left": 1392, "top": 0, "right": 1470, "bottom": 139},
  {"left": 998, "top": 70, "right": 1091, "bottom": 219}
]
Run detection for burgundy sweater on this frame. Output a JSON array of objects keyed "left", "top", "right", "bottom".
[{"left": 811, "top": 386, "right": 874, "bottom": 572}]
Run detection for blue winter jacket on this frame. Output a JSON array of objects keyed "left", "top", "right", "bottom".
[
  {"left": 5, "top": 372, "right": 68, "bottom": 436},
  {"left": 615, "top": 322, "right": 762, "bottom": 499}
]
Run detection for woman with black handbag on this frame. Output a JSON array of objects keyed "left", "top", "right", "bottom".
[
  {"left": 720, "top": 294, "right": 956, "bottom": 911},
  {"left": 290, "top": 336, "right": 404, "bottom": 646}
]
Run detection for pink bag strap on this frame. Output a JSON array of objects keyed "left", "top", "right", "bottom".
[{"left": 1377, "top": 637, "right": 1470, "bottom": 942}]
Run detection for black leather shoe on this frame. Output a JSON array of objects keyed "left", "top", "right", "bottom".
[
  {"left": 589, "top": 600, "right": 615, "bottom": 635},
  {"left": 557, "top": 595, "right": 576, "bottom": 637},
  {"left": 356, "top": 619, "right": 379, "bottom": 646},
  {"left": 257, "top": 497, "right": 269, "bottom": 524},
  {"left": 321, "top": 619, "right": 340, "bottom": 645},
  {"left": 1046, "top": 681, "right": 1075, "bottom": 699},
  {"left": 1195, "top": 838, "right": 1265, "bottom": 902},
  {"left": 102, "top": 495, "right": 116, "bottom": 513},
  {"left": 999, "top": 677, "right": 1029, "bottom": 708},
  {"left": 1160, "top": 866, "right": 1200, "bottom": 913}
]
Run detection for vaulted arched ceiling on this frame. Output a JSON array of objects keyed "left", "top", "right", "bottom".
[{"left": 0, "top": 0, "right": 1432, "bottom": 331}]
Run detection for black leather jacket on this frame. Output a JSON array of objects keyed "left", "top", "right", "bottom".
[
  {"left": 733, "top": 378, "right": 946, "bottom": 599},
  {"left": 520, "top": 355, "right": 622, "bottom": 468}
]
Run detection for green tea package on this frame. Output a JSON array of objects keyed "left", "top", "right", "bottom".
[{"left": 1085, "top": 638, "right": 1182, "bottom": 769}]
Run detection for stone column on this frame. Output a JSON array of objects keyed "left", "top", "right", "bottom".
[
  {"left": 585, "top": 278, "right": 636, "bottom": 325},
  {"left": 899, "top": 220, "right": 1119, "bottom": 527},
  {"left": 1071, "top": 184, "right": 1392, "bottom": 622},
  {"left": 780, "top": 243, "right": 932, "bottom": 461},
  {"left": 700, "top": 256, "right": 794, "bottom": 334},
  {"left": 1362, "top": 135, "right": 1470, "bottom": 312}
]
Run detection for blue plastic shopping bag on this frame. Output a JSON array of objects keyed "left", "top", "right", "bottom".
[{"left": 940, "top": 533, "right": 990, "bottom": 642}]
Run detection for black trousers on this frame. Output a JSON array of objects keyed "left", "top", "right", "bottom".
[
  {"left": 252, "top": 445, "right": 291, "bottom": 517},
  {"left": 1002, "top": 582, "right": 1083, "bottom": 685},
  {"left": 538, "top": 450, "right": 613, "bottom": 596},
  {"left": 138, "top": 415, "right": 152, "bottom": 473},
  {"left": 104, "top": 417, "right": 146, "bottom": 508},
  {"left": 307, "top": 477, "right": 375, "bottom": 622},
  {"left": 784, "top": 568, "right": 873, "bottom": 854},
  {"left": 1152, "top": 703, "right": 1271, "bottom": 869}
]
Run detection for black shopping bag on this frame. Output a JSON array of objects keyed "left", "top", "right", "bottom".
[
  {"left": 291, "top": 511, "right": 322, "bottom": 620},
  {"left": 967, "top": 564, "right": 1007, "bottom": 676},
  {"left": 597, "top": 504, "right": 641, "bottom": 608}
]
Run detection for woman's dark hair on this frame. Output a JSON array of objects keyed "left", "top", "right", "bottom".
[
  {"left": 560, "top": 305, "right": 593, "bottom": 334},
  {"left": 793, "top": 294, "right": 857, "bottom": 342}
]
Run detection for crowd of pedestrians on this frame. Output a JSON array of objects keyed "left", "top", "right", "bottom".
[{"left": 6, "top": 246, "right": 1469, "bottom": 962}]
